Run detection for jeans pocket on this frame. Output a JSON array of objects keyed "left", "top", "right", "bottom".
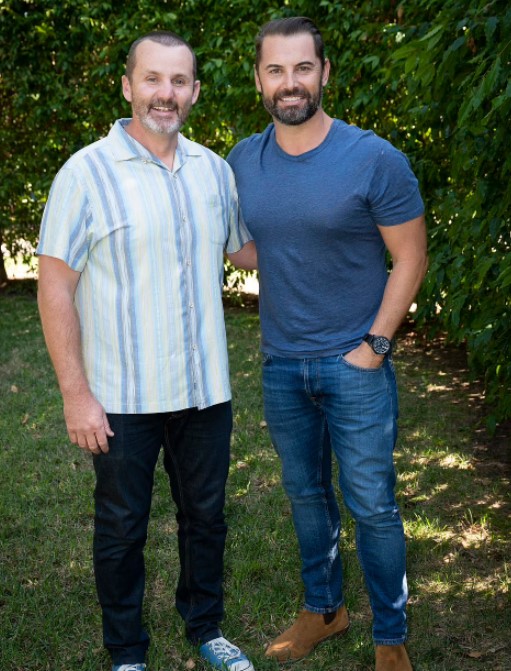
[{"left": 338, "top": 353, "right": 384, "bottom": 372}]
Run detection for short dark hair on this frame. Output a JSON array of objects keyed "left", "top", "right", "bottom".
[
  {"left": 255, "top": 17, "right": 325, "bottom": 70},
  {"left": 125, "top": 31, "right": 197, "bottom": 81}
]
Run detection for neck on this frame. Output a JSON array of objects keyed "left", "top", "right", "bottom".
[
  {"left": 124, "top": 119, "right": 179, "bottom": 170},
  {"left": 273, "top": 109, "right": 333, "bottom": 156}
]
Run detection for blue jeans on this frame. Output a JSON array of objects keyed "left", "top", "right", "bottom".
[
  {"left": 92, "top": 402, "right": 232, "bottom": 665},
  {"left": 262, "top": 354, "right": 408, "bottom": 645}
]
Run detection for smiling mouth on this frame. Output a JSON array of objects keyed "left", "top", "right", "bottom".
[
  {"left": 151, "top": 105, "right": 177, "bottom": 112},
  {"left": 277, "top": 90, "right": 308, "bottom": 104}
]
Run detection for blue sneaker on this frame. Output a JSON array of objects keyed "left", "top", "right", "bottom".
[
  {"left": 199, "top": 637, "right": 254, "bottom": 671},
  {"left": 112, "top": 665, "right": 146, "bottom": 671}
]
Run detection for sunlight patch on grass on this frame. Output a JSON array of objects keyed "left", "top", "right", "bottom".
[
  {"left": 438, "top": 453, "right": 473, "bottom": 469},
  {"left": 406, "top": 514, "right": 454, "bottom": 542},
  {"left": 427, "top": 383, "right": 451, "bottom": 392},
  {"left": 459, "top": 572, "right": 508, "bottom": 596},
  {"left": 419, "top": 579, "right": 456, "bottom": 595},
  {"left": 458, "top": 522, "right": 492, "bottom": 549},
  {"left": 2, "top": 299, "right": 510, "bottom": 671},
  {"left": 408, "top": 451, "right": 473, "bottom": 470}
]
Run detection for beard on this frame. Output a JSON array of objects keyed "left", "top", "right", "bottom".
[
  {"left": 132, "top": 97, "right": 192, "bottom": 135},
  {"left": 261, "top": 84, "right": 323, "bottom": 126}
]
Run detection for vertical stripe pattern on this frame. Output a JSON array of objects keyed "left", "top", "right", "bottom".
[{"left": 37, "top": 119, "right": 251, "bottom": 413}]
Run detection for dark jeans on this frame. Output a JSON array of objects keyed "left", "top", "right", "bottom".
[{"left": 92, "top": 402, "right": 232, "bottom": 665}]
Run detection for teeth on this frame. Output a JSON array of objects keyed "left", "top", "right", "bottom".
[{"left": 153, "top": 106, "right": 174, "bottom": 111}]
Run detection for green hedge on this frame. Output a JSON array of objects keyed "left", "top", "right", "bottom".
[{"left": 1, "top": 0, "right": 509, "bottom": 424}]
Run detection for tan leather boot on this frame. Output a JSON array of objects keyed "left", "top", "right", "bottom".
[
  {"left": 264, "top": 607, "right": 350, "bottom": 662},
  {"left": 375, "top": 644, "right": 413, "bottom": 671}
]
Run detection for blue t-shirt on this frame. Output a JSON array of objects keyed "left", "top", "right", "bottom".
[{"left": 227, "top": 119, "right": 424, "bottom": 357}]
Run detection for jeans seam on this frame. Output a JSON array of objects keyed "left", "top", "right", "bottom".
[
  {"left": 318, "top": 417, "right": 335, "bottom": 607},
  {"left": 374, "top": 637, "right": 408, "bottom": 646}
]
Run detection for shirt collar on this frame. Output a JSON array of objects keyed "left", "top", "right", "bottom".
[{"left": 109, "top": 119, "right": 203, "bottom": 166}]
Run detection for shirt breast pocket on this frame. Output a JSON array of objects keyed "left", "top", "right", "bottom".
[{"left": 202, "top": 193, "right": 228, "bottom": 245}]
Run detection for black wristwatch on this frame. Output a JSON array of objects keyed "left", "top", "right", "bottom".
[{"left": 363, "top": 333, "right": 392, "bottom": 356}]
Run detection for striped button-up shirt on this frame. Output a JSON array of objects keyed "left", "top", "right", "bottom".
[{"left": 37, "top": 119, "right": 251, "bottom": 413}]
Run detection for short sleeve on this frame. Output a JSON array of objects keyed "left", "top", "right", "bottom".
[
  {"left": 36, "top": 167, "right": 91, "bottom": 271},
  {"left": 368, "top": 144, "right": 424, "bottom": 226},
  {"left": 224, "top": 163, "right": 253, "bottom": 253}
]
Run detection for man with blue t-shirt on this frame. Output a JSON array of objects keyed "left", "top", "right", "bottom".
[{"left": 227, "top": 17, "right": 427, "bottom": 671}]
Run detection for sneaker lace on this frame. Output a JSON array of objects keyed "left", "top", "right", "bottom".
[{"left": 209, "top": 639, "right": 241, "bottom": 661}]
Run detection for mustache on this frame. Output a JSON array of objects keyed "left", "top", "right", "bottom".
[
  {"left": 150, "top": 99, "right": 178, "bottom": 110},
  {"left": 276, "top": 87, "right": 309, "bottom": 99}
]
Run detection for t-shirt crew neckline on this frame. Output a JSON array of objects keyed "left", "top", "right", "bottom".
[{"left": 270, "top": 118, "right": 344, "bottom": 161}]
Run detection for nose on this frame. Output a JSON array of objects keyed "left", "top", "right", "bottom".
[
  {"left": 159, "top": 80, "right": 177, "bottom": 100},
  {"left": 282, "top": 69, "right": 298, "bottom": 90}
]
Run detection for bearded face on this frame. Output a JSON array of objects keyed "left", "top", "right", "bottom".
[
  {"left": 130, "top": 93, "right": 194, "bottom": 136},
  {"left": 122, "top": 41, "right": 199, "bottom": 140},
  {"left": 260, "top": 82, "right": 323, "bottom": 126},
  {"left": 256, "top": 32, "right": 328, "bottom": 128}
]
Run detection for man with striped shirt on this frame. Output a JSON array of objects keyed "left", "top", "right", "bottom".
[{"left": 37, "top": 31, "right": 256, "bottom": 671}]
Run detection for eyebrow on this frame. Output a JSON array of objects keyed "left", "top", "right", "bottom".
[
  {"left": 142, "top": 69, "right": 191, "bottom": 78},
  {"left": 264, "top": 60, "right": 316, "bottom": 70}
]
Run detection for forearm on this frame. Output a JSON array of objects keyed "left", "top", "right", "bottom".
[
  {"left": 38, "top": 281, "right": 90, "bottom": 398},
  {"left": 369, "top": 255, "right": 428, "bottom": 339},
  {"left": 346, "top": 255, "right": 427, "bottom": 369},
  {"left": 226, "top": 240, "right": 258, "bottom": 270},
  {"left": 345, "top": 215, "right": 427, "bottom": 368},
  {"left": 38, "top": 261, "right": 113, "bottom": 452},
  {"left": 369, "top": 214, "right": 428, "bottom": 338}
]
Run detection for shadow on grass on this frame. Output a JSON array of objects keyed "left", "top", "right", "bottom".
[
  {"left": 1, "top": 292, "right": 509, "bottom": 671},
  {"left": 224, "top": 305, "right": 511, "bottom": 671}
]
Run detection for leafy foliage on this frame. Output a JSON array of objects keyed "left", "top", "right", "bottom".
[
  {"left": 1, "top": 0, "right": 510, "bottom": 423},
  {"left": 386, "top": 0, "right": 511, "bottom": 428}
]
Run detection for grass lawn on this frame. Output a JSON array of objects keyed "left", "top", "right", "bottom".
[{"left": 1, "top": 286, "right": 510, "bottom": 670}]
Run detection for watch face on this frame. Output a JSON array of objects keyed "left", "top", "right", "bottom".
[{"left": 372, "top": 336, "right": 391, "bottom": 355}]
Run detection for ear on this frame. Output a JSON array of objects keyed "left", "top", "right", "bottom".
[
  {"left": 121, "top": 75, "right": 132, "bottom": 103},
  {"left": 254, "top": 65, "right": 262, "bottom": 93},
  {"left": 322, "top": 58, "right": 331, "bottom": 87},
  {"left": 191, "top": 79, "right": 201, "bottom": 105}
]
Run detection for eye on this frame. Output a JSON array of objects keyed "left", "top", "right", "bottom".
[
  {"left": 173, "top": 78, "right": 186, "bottom": 87},
  {"left": 146, "top": 76, "right": 158, "bottom": 83}
]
